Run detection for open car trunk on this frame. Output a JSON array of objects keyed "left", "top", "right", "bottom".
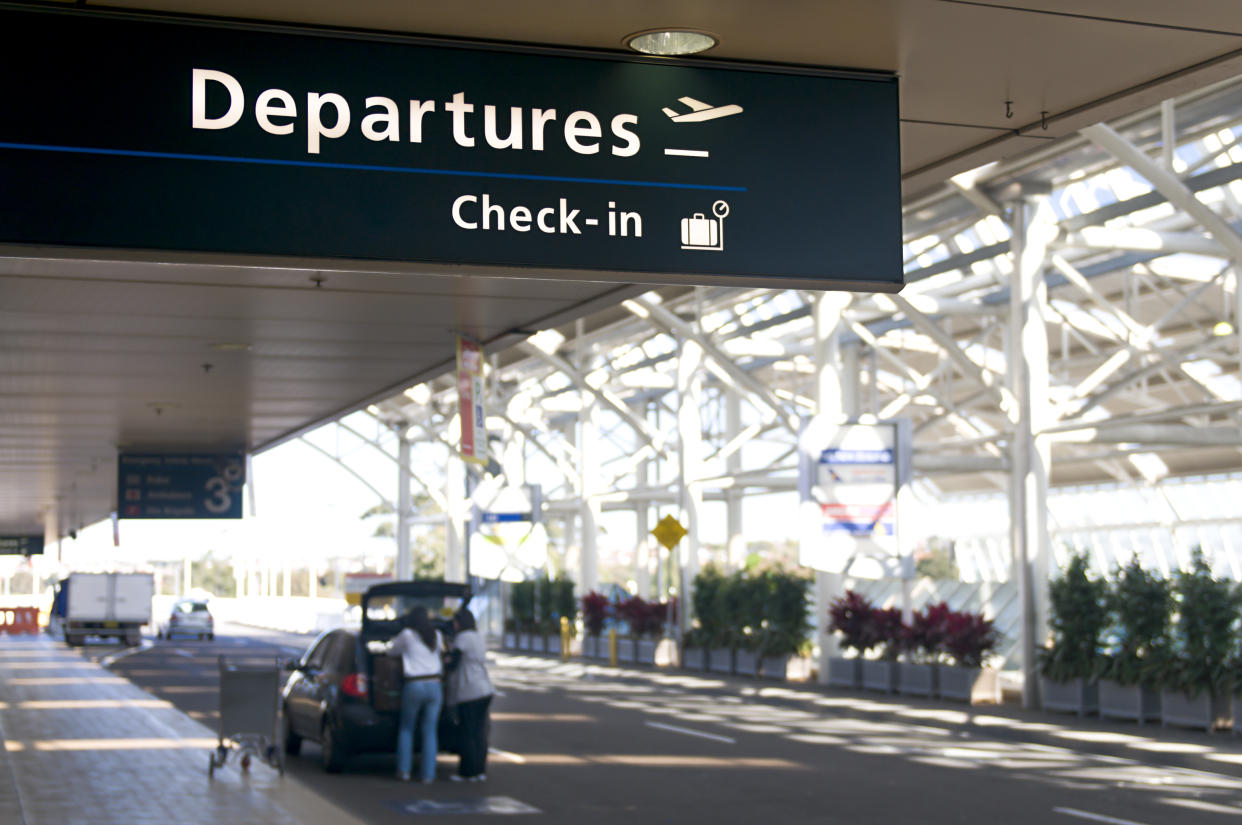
[{"left": 359, "top": 582, "right": 472, "bottom": 716}]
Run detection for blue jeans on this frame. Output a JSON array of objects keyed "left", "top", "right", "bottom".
[{"left": 397, "top": 678, "right": 442, "bottom": 780}]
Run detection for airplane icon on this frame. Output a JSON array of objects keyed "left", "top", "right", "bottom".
[{"left": 662, "top": 96, "right": 744, "bottom": 123}]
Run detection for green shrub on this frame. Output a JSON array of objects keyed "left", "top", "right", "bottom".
[
  {"left": 1097, "top": 558, "right": 1173, "bottom": 686},
  {"left": 509, "top": 579, "right": 536, "bottom": 632},
  {"left": 1039, "top": 552, "right": 1108, "bottom": 683},
  {"left": 1161, "top": 548, "right": 1242, "bottom": 697}
]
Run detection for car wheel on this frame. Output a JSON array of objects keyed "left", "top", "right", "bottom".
[
  {"left": 320, "top": 721, "right": 346, "bottom": 773},
  {"left": 283, "top": 709, "right": 302, "bottom": 756}
]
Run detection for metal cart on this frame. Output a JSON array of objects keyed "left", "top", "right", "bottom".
[{"left": 208, "top": 655, "right": 284, "bottom": 777}]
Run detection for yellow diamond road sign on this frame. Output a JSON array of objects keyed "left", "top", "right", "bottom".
[{"left": 651, "top": 515, "right": 688, "bottom": 550}]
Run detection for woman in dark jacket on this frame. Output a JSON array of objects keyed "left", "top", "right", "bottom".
[{"left": 446, "top": 608, "right": 494, "bottom": 781}]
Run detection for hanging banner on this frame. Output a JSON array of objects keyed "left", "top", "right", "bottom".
[
  {"left": 0, "top": 8, "right": 901, "bottom": 292},
  {"left": 798, "top": 418, "right": 911, "bottom": 579},
  {"left": 457, "top": 337, "right": 486, "bottom": 464}
]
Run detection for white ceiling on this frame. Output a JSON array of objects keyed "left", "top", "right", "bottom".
[{"left": 4, "top": 0, "right": 1242, "bottom": 537}]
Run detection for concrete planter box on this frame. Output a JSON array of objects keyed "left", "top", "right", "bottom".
[
  {"left": 937, "top": 666, "right": 1001, "bottom": 704},
  {"left": 734, "top": 649, "right": 759, "bottom": 677},
  {"left": 862, "top": 660, "right": 898, "bottom": 694},
  {"left": 655, "top": 639, "right": 678, "bottom": 667},
  {"left": 516, "top": 632, "right": 532, "bottom": 651},
  {"left": 1099, "top": 680, "right": 1161, "bottom": 724},
  {"left": 1236, "top": 695, "right": 1242, "bottom": 735},
  {"left": 827, "top": 657, "right": 862, "bottom": 690},
  {"left": 636, "top": 639, "right": 658, "bottom": 665},
  {"left": 547, "top": 636, "right": 562, "bottom": 657},
  {"left": 708, "top": 648, "right": 734, "bottom": 674},
  {"left": 503, "top": 632, "right": 516, "bottom": 649},
  {"left": 758, "top": 655, "right": 812, "bottom": 681},
  {"left": 617, "top": 636, "right": 637, "bottom": 664},
  {"left": 1161, "top": 690, "right": 1232, "bottom": 732},
  {"left": 1041, "top": 677, "right": 1098, "bottom": 716},
  {"left": 897, "top": 662, "right": 939, "bottom": 697},
  {"left": 680, "top": 646, "right": 707, "bottom": 672},
  {"left": 582, "top": 635, "right": 602, "bottom": 659}
]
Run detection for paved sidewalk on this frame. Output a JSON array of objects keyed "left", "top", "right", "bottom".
[{"left": 0, "top": 635, "right": 367, "bottom": 825}]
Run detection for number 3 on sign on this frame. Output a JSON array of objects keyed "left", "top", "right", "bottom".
[{"left": 204, "top": 476, "right": 232, "bottom": 514}]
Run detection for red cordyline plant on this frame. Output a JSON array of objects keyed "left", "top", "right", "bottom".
[
  {"left": 828, "top": 590, "right": 877, "bottom": 655},
  {"left": 867, "top": 606, "right": 907, "bottom": 660},
  {"left": 908, "top": 602, "right": 954, "bottom": 663},
  {"left": 943, "top": 611, "right": 1000, "bottom": 668},
  {"left": 581, "top": 591, "right": 610, "bottom": 636}
]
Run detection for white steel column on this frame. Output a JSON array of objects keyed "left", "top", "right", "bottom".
[
  {"left": 635, "top": 496, "right": 655, "bottom": 598},
  {"left": 445, "top": 446, "right": 467, "bottom": 583},
  {"left": 725, "top": 390, "right": 745, "bottom": 570},
  {"left": 813, "top": 291, "right": 851, "bottom": 685},
  {"left": 677, "top": 334, "right": 704, "bottom": 636},
  {"left": 396, "top": 430, "right": 413, "bottom": 581},
  {"left": 579, "top": 396, "right": 600, "bottom": 593},
  {"left": 1009, "top": 195, "right": 1055, "bottom": 709}
]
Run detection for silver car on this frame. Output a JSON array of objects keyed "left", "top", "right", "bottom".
[{"left": 159, "top": 599, "right": 214, "bottom": 640}]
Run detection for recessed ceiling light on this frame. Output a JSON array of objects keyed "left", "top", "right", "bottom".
[{"left": 624, "top": 29, "right": 718, "bottom": 56}]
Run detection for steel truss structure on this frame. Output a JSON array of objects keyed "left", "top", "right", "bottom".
[{"left": 299, "top": 75, "right": 1242, "bottom": 698}]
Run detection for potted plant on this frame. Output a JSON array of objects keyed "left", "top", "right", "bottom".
[
  {"left": 684, "top": 566, "right": 727, "bottom": 672},
  {"left": 636, "top": 598, "right": 670, "bottom": 665},
  {"left": 615, "top": 595, "right": 648, "bottom": 663},
  {"left": 732, "top": 572, "right": 768, "bottom": 676},
  {"left": 898, "top": 602, "right": 950, "bottom": 697},
  {"left": 1158, "top": 548, "right": 1240, "bottom": 731},
  {"left": 581, "top": 590, "right": 610, "bottom": 659},
  {"left": 937, "top": 609, "right": 1002, "bottom": 703},
  {"left": 861, "top": 606, "right": 905, "bottom": 694},
  {"left": 827, "top": 590, "right": 876, "bottom": 689},
  {"left": 1096, "top": 559, "right": 1171, "bottom": 724},
  {"left": 1040, "top": 552, "right": 1107, "bottom": 715},
  {"left": 753, "top": 568, "right": 812, "bottom": 680},
  {"left": 510, "top": 580, "right": 536, "bottom": 650}
]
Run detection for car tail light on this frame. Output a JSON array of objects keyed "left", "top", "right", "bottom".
[{"left": 340, "top": 672, "right": 368, "bottom": 699}]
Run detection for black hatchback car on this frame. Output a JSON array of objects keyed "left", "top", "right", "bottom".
[{"left": 281, "top": 581, "right": 471, "bottom": 773}]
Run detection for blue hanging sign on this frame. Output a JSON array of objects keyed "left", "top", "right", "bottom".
[{"left": 117, "top": 453, "right": 246, "bottom": 519}]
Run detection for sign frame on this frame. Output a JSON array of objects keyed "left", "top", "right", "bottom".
[{"left": 0, "top": 6, "right": 903, "bottom": 293}]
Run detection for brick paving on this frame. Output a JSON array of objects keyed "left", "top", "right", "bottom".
[{"left": 0, "top": 636, "right": 367, "bottom": 825}]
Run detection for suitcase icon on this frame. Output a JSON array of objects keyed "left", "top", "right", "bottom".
[
  {"left": 680, "top": 200, "right": 729, "bottom": 251},
  {"left": 681, "top": 213, "right": 719, "bottom": 248}
]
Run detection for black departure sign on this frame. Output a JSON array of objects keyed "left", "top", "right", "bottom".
[
  {"left": 117, "top": 453, "right": 246, "bottom": 519},
  {"left": 0, "top": 9, "right": 901, "bottom": 291},
  {"left": 0, "top": 536, "right": 43, "bottom": 556}
]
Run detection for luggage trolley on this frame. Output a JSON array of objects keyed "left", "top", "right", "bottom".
[{"left": 208, "top": 655, "right": 284, "bottom": 777}]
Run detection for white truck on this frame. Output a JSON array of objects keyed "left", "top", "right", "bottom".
[{"left": 50, "top": 572, "right": 154, "bottom": 647}]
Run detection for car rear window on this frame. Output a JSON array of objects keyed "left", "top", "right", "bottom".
[{"left": 176, "top": 601, "right": 209, "bottom": 613}]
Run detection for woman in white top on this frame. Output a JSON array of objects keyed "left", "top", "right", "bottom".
[
  {"left": 446, "top": 608, "right": 494, "bottom": 782},
  {"left": 389, "top": 606, "right": 443, "bottom": 782}
]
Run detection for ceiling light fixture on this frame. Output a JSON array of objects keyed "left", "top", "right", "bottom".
[
  {"left": 624, "top": 29, "right": 718, "bottom": 56},
  {"left": 208, "top": 342, "right": 252, "bottom": 351}
]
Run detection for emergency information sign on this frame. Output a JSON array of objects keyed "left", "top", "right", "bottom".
[{"left": 0, "top": 8, "right": 901, "bottom": 291}]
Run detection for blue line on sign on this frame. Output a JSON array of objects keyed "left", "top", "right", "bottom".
[{"left": 0, "top": 142, "right": 747, "bottom": 193}]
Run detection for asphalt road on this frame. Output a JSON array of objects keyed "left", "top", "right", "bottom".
[{"left": 75, "top": 624, "right": 1242, "bottom": 825}]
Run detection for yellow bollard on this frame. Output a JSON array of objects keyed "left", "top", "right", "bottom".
[
  {"left": 560, "top": 616, "right": 570, "bottom": 662},
  {"left": 609, "top": 626, "right": 618, "bottom": 667}
]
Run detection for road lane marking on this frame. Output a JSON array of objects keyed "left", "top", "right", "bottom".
[
  {"left": 1054, "top": 807, "right": 1149, "bottom": 825},
  {"left": 644, "top": 721, "right": 736, "bottom": 744},
  {"left": 488, "top": 747, "right": 526, "bottom": 764}
]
